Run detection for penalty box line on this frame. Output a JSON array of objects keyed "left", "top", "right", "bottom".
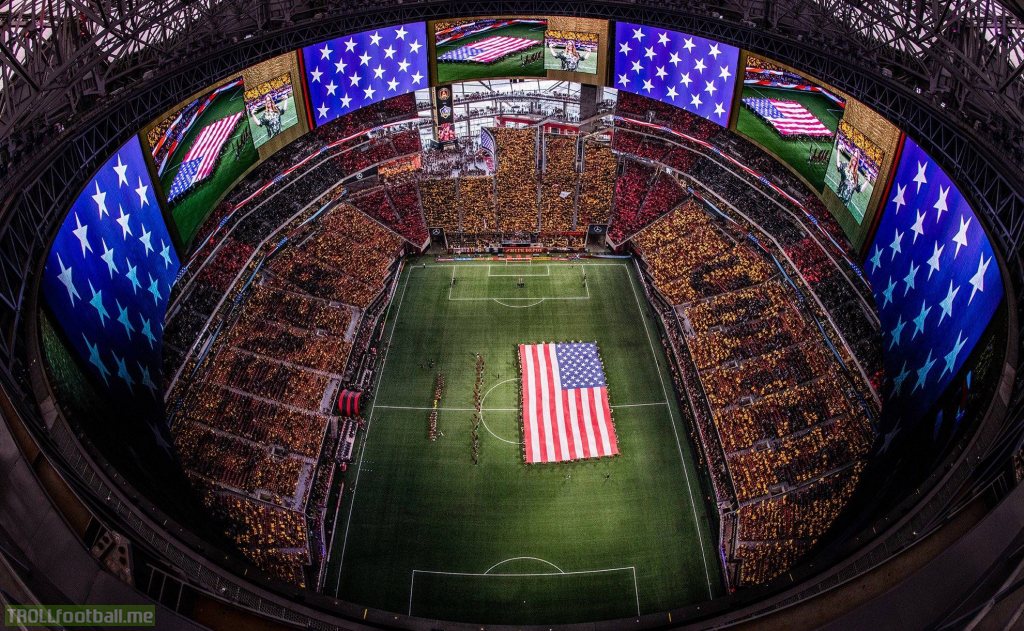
[
  {"left": 408, "top": 566, "right": 640, "bottom": 618},
  {"left": 488, "top": 264, "right": 551, "bottom": 277},
  {"left": 448, "top": 268, "right": 591, "bottom": 302}
]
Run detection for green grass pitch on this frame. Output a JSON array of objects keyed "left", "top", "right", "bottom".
[
  {"left": 160, "top": 82, "right": 258, "bottom": 251},
  {"left": 326, "top": 258, "right": 722, "bottom": 624},
  {"left": 436, "top": 23, "right": 547, "bottom": 83},
  {"left": 735, "top": 85, "right": 844, "bottom": 191}
]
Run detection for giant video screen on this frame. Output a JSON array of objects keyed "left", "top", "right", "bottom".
[
  {"left": 613, "top": 22, "right": 740, "bottom": 127},
  {"left": 865, "top": 135, "right": 1003, "bottom": 428},
  {"left": 735, "top": 53, "right": 901, "bottom": 249},
  {"left": 544, "top": 29, "right": 599, "bottom": 75},
  {"left": 736, "top": 54, "right": 845, "bottom": 189},
  {"left": 301, "top": 22, "right": 429, "bottom": 128},
  {"left": 241, "top": 52, "right": 310, "bottom": 159},
  {"left": 823, "top": 120, "right": 883, "bottom": 223},
  {"left": 143, "top": 77, "right": 259, "bottom": 251},
  {"left": 41, "top": 135, "right": 181, "bottom": 405},
  {"left": 434, "top": 17, "right": 548, "bottom": 83}
]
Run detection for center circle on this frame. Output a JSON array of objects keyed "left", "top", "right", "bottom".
[{"left": 480, "top": 377, "right": 523, "bottom": 445}]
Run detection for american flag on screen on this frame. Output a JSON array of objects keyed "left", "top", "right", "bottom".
[
  {"left": 741, "top": 97, "right": 832, "bottom": 138},
  {"left": 519, "top": 342, "right": 619, "bottom": 464},
  {"left": 438, "top": 36, "right": 538, "bottom": 63},
  {"left": 614, "top": 22, "right": 740, "bottom": 127},
  {"left": 302, "top": 23, "right": 428, "bottom": 127},
  {"left": 166, "top": 112, "right": 243, "bottom": 201},
  {"left": 864, "top": 136, "right": 1003, "bottom": 431},
  {"left": 41, "top": 135, "right": 180, "bottom": 402}
]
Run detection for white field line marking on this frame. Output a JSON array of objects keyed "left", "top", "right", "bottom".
[
  {"left": 489, "top": 264, "right": 551, "bottom": 277},
  {"left": 484, "top": 556, "right": 564, "bottom": 574},
  {"left": 333, "top": 265, "right": 414, "bottom": 595},
  {"left": 623, "top": 265, "right": 714, "bottom": 600},
  {"left": 422, "top": 262, "right": 630, "bottom": 268},
  {"left": 493, "top": 299, "right": 545, "bottom": 308},
  {"left": 448, "top": 264, "right": 592, "bottom": 302},
  {"left": 408, "top": 566, "right": 638, "bottom": 616},
  {"left": 479, "top": 378, "right": 522, "bottom": 445},
  {"left": 632, "top": 566, "right": 641, "bottom": 617},
  {"left": 611, "top": 402, "right": 668, "bottom": 409},
  {"left": 448, "top": 295, "right": 589, "bottom": 301},
  {"left": 374, "top": 405, "right": 517, "bottom": 412},
  {"left": 372, "top": 402, "right": 665, "bottom": 412}
]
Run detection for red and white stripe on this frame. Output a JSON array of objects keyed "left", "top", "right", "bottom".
[
  {"left": 467, "top": 36, "right": 538, "bottom": 63},
  {"left": 184, "top": 112, "right": 243, "bottom": 180},
  {"left": 519, "top": 343, "right": 618, "bottom": 464},
  {"left": 767, "top": 100, "right": 831, "bottom": 137}
]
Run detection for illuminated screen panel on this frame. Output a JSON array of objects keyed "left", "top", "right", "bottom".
[
  {"left": 613, "top": 22, "right": 739, "bottom": 127},
  {"left": 302, "top": 23, "right": 429, "bottom": 128},
  {"left": 42, "top": 135, "right": 181, "bottom": 404},
  {"left": 865, "top": 136, "right": 1003, "bottom": 428},
  {"left": 823, "top": 120, "right": 882, "bottom": 224},
  {"left": 544, "top": 30, "right": 599, "bottom": 74},
  {"left": 143, "top": 77, "right": 259, "bottom": 251},
  {"left": 734, "top": 53, "right": 900, "bottom": 249},
  {"left": 242, "top": 52, "right": 310, "bottom": 158},
  {"left": 245, "top": 72, "right": 299, "bottom": 149},
  {"left": 735, "top": 54, "right": 845, "bottom": 189},
  {"left": 434, "top": 17, "right": 548, "bottom": 83}
]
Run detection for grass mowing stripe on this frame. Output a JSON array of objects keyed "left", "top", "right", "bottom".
[
  {"left": 623, "top": 261, "right": 714, "bottom": 599},
  {"left": 332, "top": 264, "right": 413, "bottom": 594}
]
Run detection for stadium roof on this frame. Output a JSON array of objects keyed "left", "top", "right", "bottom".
[{"left": 1, "top": 0, "right": 1023, "bottom": 179}]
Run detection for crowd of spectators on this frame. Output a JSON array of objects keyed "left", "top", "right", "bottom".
[
  {"left": 612, "top": 122, "right": 672, "bottom": 162},
  {"left": 164, "top": 122, "right": 415, "bottom": 381},
  {"left": 384, "top": 181, "right": 429, "bottom": 244},
  {"left": 732, "top": 465, "right": 864, "bottom": 584},
  {"left": 576, "top": 140, "right": 616, "bottom": 227},
  {"left": 206, "top": 492, "right": 311, "bottom": 588},
  {"left": 540, "top": 134, "right": 579, "bottom": 232},
  {"left": 493, "top": 127, "right": 540, "bottom": 232},
  {"left": 607, "top": 160, "right": 656, "bottom": 242},
  {"left": 457, "top": 176, "right": 498, "bottom": 233},
  {"left": 174, "top": 421, "right": 307, "bottom": 503},
  {"left": 609, "top": 169, "right": 687, "bottom": 243},
  {"left": 631, "top": 198, "right": 875, "bottom": 587},
  {"left": 264, "top": 203, "right": 403, "bottom": 308},
  {"left": 316, "top": 93, "right": 418, "bottom": 144},
  {"left": 419, "top": 178, "right": 459, "bottom": 228},
  {"left": 177, "top": 384, "right": 329, "bottom": 458},
  {"left": 168, "top": 198, "right": 405, "bottom": 588}
]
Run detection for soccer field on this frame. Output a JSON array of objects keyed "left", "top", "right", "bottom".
[
  {"left": 436, "top": 23, "right": 547, "bottom": 83},
  {"left": 327, "top": 258, "right": 722, "bottom": 624}
]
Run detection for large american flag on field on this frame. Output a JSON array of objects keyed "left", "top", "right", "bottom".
[
  {"left": 865, "top": 135, "right": 1002, "bottom": 432},
  {"left": 519, "top": 342, "right": 619, "bottom": 464},
  {"left": 614, "top": 22, "right": 740, "bottom": 127},
  {"left": 166, "top": 112, "right": 243, "bottom": 201},
  {"left": 438, "top": 36, "right": 538, "bottom": 63},
  {"left": 42, "top": 135, "right": 181, "bottom": 405},
  {"left": 301, "top": 23, "right": 428, "bottom": 128},
  {"left": 741, "top": 97, "right": 832, "bottom": 138}
]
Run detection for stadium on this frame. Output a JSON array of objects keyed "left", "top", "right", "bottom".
[{"left": 0, "top": 2, "right": 1022, "bottom": 630}]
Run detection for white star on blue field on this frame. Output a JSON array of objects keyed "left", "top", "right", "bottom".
[
  {"left": 863, "top": 135, "right": 1002, "bottom": 428},
  {"left": 42, "top": 136, "right": 179, "bottom": 400}
]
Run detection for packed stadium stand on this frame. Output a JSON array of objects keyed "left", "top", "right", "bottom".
[{"left": 2, "top": 2, "right": 1023, "bottom": 631}]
